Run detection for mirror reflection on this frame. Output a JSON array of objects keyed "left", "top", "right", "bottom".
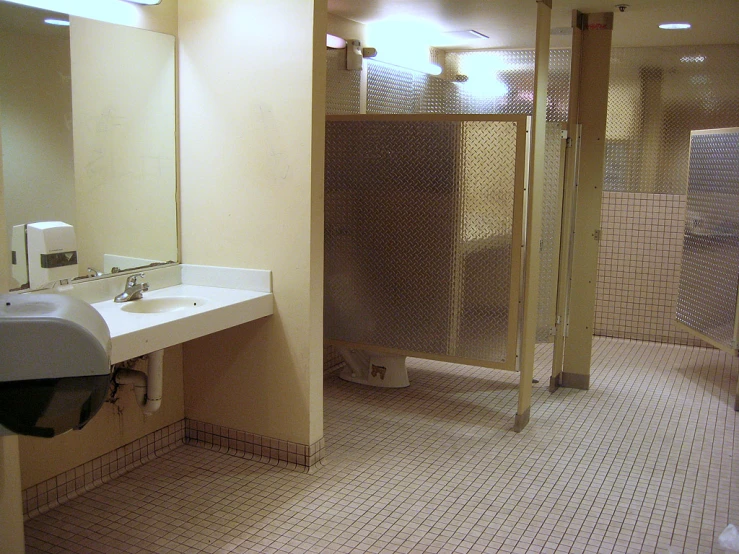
[{"left": 0, "top": 3, "right": 177, "bottom": 291}]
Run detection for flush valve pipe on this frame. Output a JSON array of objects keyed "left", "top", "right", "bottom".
[{"left": 113, "top": 349, "right": 164, "bottom": 415}]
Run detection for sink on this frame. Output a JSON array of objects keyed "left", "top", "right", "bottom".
[
  {"left": 120, "top": 296, "right": 207, "bottom": 314},
  {"left": 88, "top": 272, "right": 274, "bottom": 364}
]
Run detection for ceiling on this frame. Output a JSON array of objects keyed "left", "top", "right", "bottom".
[{"left": 327, "top": 0, "right": 739, "bottom": 49}]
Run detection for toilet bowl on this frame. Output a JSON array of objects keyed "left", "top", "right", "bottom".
[{"left": 337, "top": 347, "right": 409, "bottom": 388}]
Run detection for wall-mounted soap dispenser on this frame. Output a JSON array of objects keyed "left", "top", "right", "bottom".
[
  {"left": 26, "top": 221, "right": 79, "bottom": 289},
  {"left": 0, "top": 294, "right": 111, "bottom": 437}
]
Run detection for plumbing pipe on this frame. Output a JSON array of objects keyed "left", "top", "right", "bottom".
[{"left": 113, "top": 349, "right": 164, "bottom": 415}]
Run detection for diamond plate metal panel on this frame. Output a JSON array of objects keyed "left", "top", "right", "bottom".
[
  {"left": 326, "top": 49, "right": 361, "bottom": 115},
  {"left": 367, "top": 60, "right": 461, "bottom": 115},
  {"left": 605, "top": 45, "right": 739, "bottom": 194},
  {"left": 325, "top": 117, "right": 524, "bottom": 367},
  {"left": 367, "top": 61, "right": 415, "bottom": 114},
  {"left": 676, "top": 129, "right": 739, "bottom": 351},
  {"left": 363, "top": 51, "right": 568, "bottom": 345},
  {"left": 418, "top": 74, "right": 460, "bottom": 115}
]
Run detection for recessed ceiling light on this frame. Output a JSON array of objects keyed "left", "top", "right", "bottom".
[
  {"left": 44, "top": 18, "right": 70, "bottom": 26},
  {"left": 681, "top": 55, "right": 705, "bottom": 63},
  {"left": 659, "top": 23, "right": 691, "bottom": 30}
]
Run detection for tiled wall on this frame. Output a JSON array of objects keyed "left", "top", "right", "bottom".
[
  {"left": 22, "top": 420, "right": 185, "bottom": 520},
  {"left": 184, "top": 419, "right": 327, "bottom": 473},
  {"left": 595, "top": 45, "right": 739, "bottom": 345},
  {"left": 594, "top": 192, "right": 704, "bottom": 346}
]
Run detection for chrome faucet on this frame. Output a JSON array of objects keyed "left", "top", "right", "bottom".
[{"left": 114, "top": 273, "right": 149, "bottom": 303}]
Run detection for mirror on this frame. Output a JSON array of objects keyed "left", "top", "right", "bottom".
[{"left": 0, "top": 3, "right": 177, "bottom": 291}]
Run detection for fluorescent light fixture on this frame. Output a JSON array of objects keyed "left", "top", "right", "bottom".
[
  {"left": 420, "top": 62, "right": 443, "bottom": 76},
  {"left": 44, "top": 18, "right": 69, "bottom": 26},
  {"left": 455, "top": 54, "right": 509, "bottom": 97},
  {"left": 3, "top": 0, "right": 145, "bottom": 24},
  {"left": 443, "top": 29, "right": 488, "bottom": 41},
  {"left": 366, "top": 20, "right": 443, "bottom": 76},
  {"left": 121, "top": 0, "right": 162, "bottom": 4},
  {"left": 681, "top": 55, "right": 705, "bottom": 63},
  {"left": 326, "top": 34, "right": 347, "bottom": 49},
  {"left": 659, "top": 22, "right": 691, "bottom": 30}
]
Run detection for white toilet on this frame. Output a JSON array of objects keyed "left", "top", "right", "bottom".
[{"left": 337, "top": 347, "right": 409, "bottom": 388}]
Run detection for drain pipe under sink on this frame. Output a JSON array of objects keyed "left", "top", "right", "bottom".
[{"left": 113, "top": 349, "right": 164, "bottom": 415}]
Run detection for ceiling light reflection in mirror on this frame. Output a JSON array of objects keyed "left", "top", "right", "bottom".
[{"left": 3, "top": 0, "right": 149, "bottom": 30}]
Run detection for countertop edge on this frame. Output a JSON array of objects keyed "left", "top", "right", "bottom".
[{"left": 109, "top": 293, "right": 274, "bottom": 364}]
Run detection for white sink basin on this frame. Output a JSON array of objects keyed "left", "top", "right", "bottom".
[
  {"left": 90, "top": 280, "right": 273, "bottom": 363},
  {"left": 120, "top": 296, "right": 207, "bottom": 314}
]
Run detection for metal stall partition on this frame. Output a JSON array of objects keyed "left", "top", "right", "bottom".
[
  {"left": 325, "top": 114, "right": 529, "bottom": 371},
  {"left": 676, "top": 128, "right": 739, "bottom": 358},
  {"left": 676, "top": 128, "right": 739, "bottom": 410}
]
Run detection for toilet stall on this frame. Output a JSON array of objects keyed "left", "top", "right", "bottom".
[
  {"left": 676, "top": 127, "right": 739, "bottom": 409},
  {"left": 325, "top": 114, "right": 529, "bottom": 377}
]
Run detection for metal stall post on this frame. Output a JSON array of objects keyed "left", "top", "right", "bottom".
[
  {"left": 555, "top": 12, "right": 613, "bottom": 390},
  {"left": 514, "top": 0, "right": 552, "bottom": 432}
]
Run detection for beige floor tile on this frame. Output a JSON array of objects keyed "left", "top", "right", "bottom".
[{"left": 25, "top": 338, "right": 739, "bottom": 553}]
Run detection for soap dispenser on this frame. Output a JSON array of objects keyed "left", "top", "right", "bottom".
[{"left": 26, "top": 221, "right": 79, "bottom": 289}]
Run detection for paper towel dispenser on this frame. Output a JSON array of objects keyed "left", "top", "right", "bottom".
[{"left": 0, "top": 294, "right": 111, "bottom": 437}]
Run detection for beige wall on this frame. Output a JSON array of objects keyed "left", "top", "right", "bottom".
[
  {"left": 0, "top": 30, "right": 75, "bottom": 288},
  {"left": 178, "top": 0, "right": 326, "bottom": 446},
  {"left": 70, "top": 17, "right": 177, "bottom": 272},
  {"left": 327, "top": 13, "right": 367, "bottom": 44},
  {"left": 0, "top": 437, "right": 23, "bottom": 554},
  {"left": 0, "top": 74, "right": 25, "bottom": 554},
  {"left": 19, "top": 345, "right": 184, "bottom": 488}
]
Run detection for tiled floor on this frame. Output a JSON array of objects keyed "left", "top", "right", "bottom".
[{"left": 25, "top": 338, "right": 739, "bottom": 553}]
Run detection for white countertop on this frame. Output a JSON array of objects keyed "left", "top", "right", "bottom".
[
  {"left": 92, "top": 283, "right": 273, "bottom": 364},
  {"left": 36, "top": 264, "right": 275, "bottom": 364}
]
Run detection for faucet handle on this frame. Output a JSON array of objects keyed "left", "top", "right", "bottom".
[{"left": 126, "top": 272, "right": 146, "bottom": 286}]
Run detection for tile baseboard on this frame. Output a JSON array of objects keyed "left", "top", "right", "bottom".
[
  {"left": 23, "top": 420, "right": 185, "bottom": 521},
  {"left": 185, "top": 418, "right": 327, "bottom": 474}
]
